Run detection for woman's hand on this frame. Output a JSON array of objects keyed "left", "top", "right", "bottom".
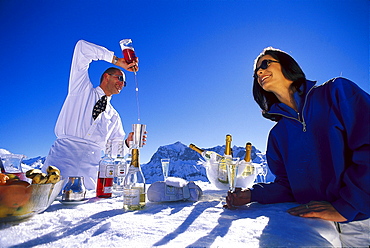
[
  {"left": 224, "top": 188, "right": 252, "bottom": 209},
  {"left": 287, "top": 201, "right": 347, "bottom": 222}
]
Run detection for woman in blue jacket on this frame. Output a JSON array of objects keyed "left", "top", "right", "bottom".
[{"left": 225, "top": 47, "right": 370, "bottom": 246}]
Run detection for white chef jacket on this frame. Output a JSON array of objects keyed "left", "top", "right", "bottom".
[{"left": 44, "top": 40, "right": 129, "bottom": 190}]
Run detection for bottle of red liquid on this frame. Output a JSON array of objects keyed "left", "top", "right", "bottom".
[
  {"left": 96, "top": 141, "right": 114, "bottom": 198},
  {"left": 119, "top": 39, "right": 137, "bottom": 64}
]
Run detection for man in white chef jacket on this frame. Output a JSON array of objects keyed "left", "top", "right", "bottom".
[{"left": 44, "top": 40, "right": 138, "bottom": 190}]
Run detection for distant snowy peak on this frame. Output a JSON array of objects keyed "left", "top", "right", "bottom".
[
  {"left": 141, "top": 141, "right": 267, "bottom": 183},
  {"left": 0, "top": 148, "right": 11, "bottom": 155},
  {"left": 0, "top": 148, "right": 45, "bottom": 169},
  {"left": 146, "top": 141, "right": 202, "bottom": 164},
  {"left": 146, "top": 141, "right": 264, "bottom": 163}
]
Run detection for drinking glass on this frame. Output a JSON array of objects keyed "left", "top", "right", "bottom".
[
  {"left": 0, "top": 154, "right": 27, "bottom": 181},
  {"left": 261, "top": 164, "right": 269, "bottom": 183},
  {"left": 161, "top": 159, "right": 170, "bottom": 180},
  {"left": 227, "top": 157, "right": 240, "bottom": 193}
]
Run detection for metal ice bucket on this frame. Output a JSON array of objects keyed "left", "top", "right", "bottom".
[{"left": 62, "top": 176, "right": 86, "bottom": 201}]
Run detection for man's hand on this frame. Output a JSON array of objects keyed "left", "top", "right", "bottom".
[
  {"left": 287, "top": 201, "right": 347, "bottom": 222},
  {"left": 113, "top": 56, "right": 139, "bottom": 73},
  {"left": 125, "top": 131, "right": 147, "bottom": 147},
  {"left": 224, "top": 188, "right": 251, "bottom": 209}
]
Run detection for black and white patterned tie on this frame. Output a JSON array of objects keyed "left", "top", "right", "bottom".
[{"left": 92, "top": 95, "right": 107, "bottom": 120}]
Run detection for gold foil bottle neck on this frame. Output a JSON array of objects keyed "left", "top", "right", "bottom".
[
  {"left": 189, "top": 144, "right": 204, "bottom": 154},
  {"left": 244, "top": 142, "right": 252, "bottom": 162},
  {"left": 224, "top": 134, "right": 232, "bottom": 156},
  {"left": 131, "top": 148, "right": 140, "bottom": 167}
]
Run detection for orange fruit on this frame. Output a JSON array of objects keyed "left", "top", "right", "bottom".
[
  {"left": 0, "top": 182, "right": 32, "bottom": 208},
  {"left": 0, "top": 173, "right": 9, "bottom": 185}
]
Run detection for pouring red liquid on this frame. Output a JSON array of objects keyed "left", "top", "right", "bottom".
[
  {"left": 120, "top": 39, "right": 137, "bottom": 65},
  {"left": 123, "top": 48, "right": 137, "bottom": 64}
]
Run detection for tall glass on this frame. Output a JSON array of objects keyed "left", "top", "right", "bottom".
[
  {"left": 227, "top": 157, "right": 240, "bottom": 193},
  {"left": 132, "top": 124, "right": 146, "bottom": 149},
  {"left": 161, "top": 159, "right": 170, "bottom": 180}
]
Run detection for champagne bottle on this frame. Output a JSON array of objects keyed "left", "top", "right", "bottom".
[
  {"left": 113, "top": 141, "right": 127, "bottom": 192},
  {"left": 96, "top": 141, "right": 115, "bottom": 198},
  {"left": 241, "top": 142, "right": 254, "bottom": 177},
  {"left": 218, "top": 134, "right": 232, "bottom": 183},
  {"left": 189, "top": 144, "right": 223, "bottom": 162},
  {"left": 123, "top": 148, "right": 146, "bottom": 210}
]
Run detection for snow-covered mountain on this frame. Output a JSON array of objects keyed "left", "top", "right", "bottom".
[
  {"left": 141, "top": 141, "right": 268, "bottom": 183},
  {"left": 1, "top": 142, "right": 270, "bottom": 183}
]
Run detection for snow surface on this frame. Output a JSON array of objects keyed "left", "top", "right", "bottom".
[
  {"left": 0, "top": 182, "right": 341, "bottom": 247},
  {"left": 0, "top": 146, "right": 342, "bottom": 247}
]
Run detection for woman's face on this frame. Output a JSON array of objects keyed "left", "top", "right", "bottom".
[{"left": 255, "top": 55, "right": 292, "bottom": 93}]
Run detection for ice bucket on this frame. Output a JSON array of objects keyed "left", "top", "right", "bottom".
[{"left": 204, "top": 160, "right": 259, "bottom": 190}]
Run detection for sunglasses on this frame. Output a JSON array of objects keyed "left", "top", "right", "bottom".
[
  {"left": 254, "top": 59, "right": 279, "bottom": 77},
  {"left": 108, "top": 74, "right": 127, "bottom": 87}
]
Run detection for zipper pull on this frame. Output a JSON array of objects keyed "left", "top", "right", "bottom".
[
  {"left": 297, "top": 112, "right": 307, "bottom": 132},
  {"left": 302, "top": 121, "right": 307, "bottom": 132}
]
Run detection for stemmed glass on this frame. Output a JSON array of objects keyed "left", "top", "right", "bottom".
[
  {"left": 226, "top": 157, "right": 240, "bottom": 193},
  {"left": 256, "top": 165, "right": 263, "bottom": 183},
  {"left": 257, "top": 164, "right": 269, "bottom": 183},
  {"left": 261, "top": 164, "right": 268, "bottom": 183},
  {"left": 161, "top": 158, "right": 170, "bottom": 180}
]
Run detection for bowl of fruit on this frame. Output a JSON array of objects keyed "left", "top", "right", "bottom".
[{"left": 0, "top": 166, "right": 64, "bottom": 222}]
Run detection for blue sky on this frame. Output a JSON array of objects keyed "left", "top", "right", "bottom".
[{"left": 0, "top": 0, "right": 369, "bottom": 163}]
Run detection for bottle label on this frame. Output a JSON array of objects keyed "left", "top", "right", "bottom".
[
  {"left": 115, "top": 164, "right": 126, "bottom": 177},
  {"left": 104, "top": 186, "right": 113, "bottom": 193},
  {"left": 99, "top": 165, "right": 115, "bottom": 178},
  {"left": 127, "top": 166, "right": 139, "bottom": 174},
  {"left": 241, "top": 164, "right": 255, "bottom": 177},
  {"left": 123, "top": 188, "right": 140, "bottom": 205},
  {"left": 217, "top": 161, "right": 228, "bottom": 183}
]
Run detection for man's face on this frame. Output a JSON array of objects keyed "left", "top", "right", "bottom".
[{"left": 104, "top": 71, "right": 125, "bottom": 96}]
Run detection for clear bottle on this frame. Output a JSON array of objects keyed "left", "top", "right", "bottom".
[
  {"left": 96, "top": 141, "right": 114, "bottom": 198},
  {"left": 189, "top": 144, "right": 223, "bottom": 162},
  {"left": 123, "top": 148, "right": 146, "bottom": 210},
  {"left": 241, "top": 142, "right": 254, "bottom": 177},
  {"left": 113, "top": 141, "right": 127, "bottom": 192},
  {"left": 218, "top": 134, "right": 233, "bottom": 183}
]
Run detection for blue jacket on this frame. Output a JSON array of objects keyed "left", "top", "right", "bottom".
[{"left": 250, "top": 77, "right": 370, "bottom": 222}]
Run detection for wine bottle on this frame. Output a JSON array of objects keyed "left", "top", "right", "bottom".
[
  {"left": 189, "top": 144, "right": 223, "bottom": 162},
  {"left": 218, "top": 134, "right": 233, "bottom": 183},
  {"left": 96, "top": 141, "right": 115, "bottom": 198},
  {"left": 0, "top": 158, "right": 5, "bottom": 173},
  {"left": 123, "top": 148, "right": 146, "bottom": 210},
  {"left": 113, "top": 141, "right": 127, "bottom": 192},
  {"left": 241, "top": 142, "right": 255, "bottom": 177}
]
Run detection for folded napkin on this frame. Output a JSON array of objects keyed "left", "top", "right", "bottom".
[{"left": 147, "top": 177, "right": 203, "bottom": 202}]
